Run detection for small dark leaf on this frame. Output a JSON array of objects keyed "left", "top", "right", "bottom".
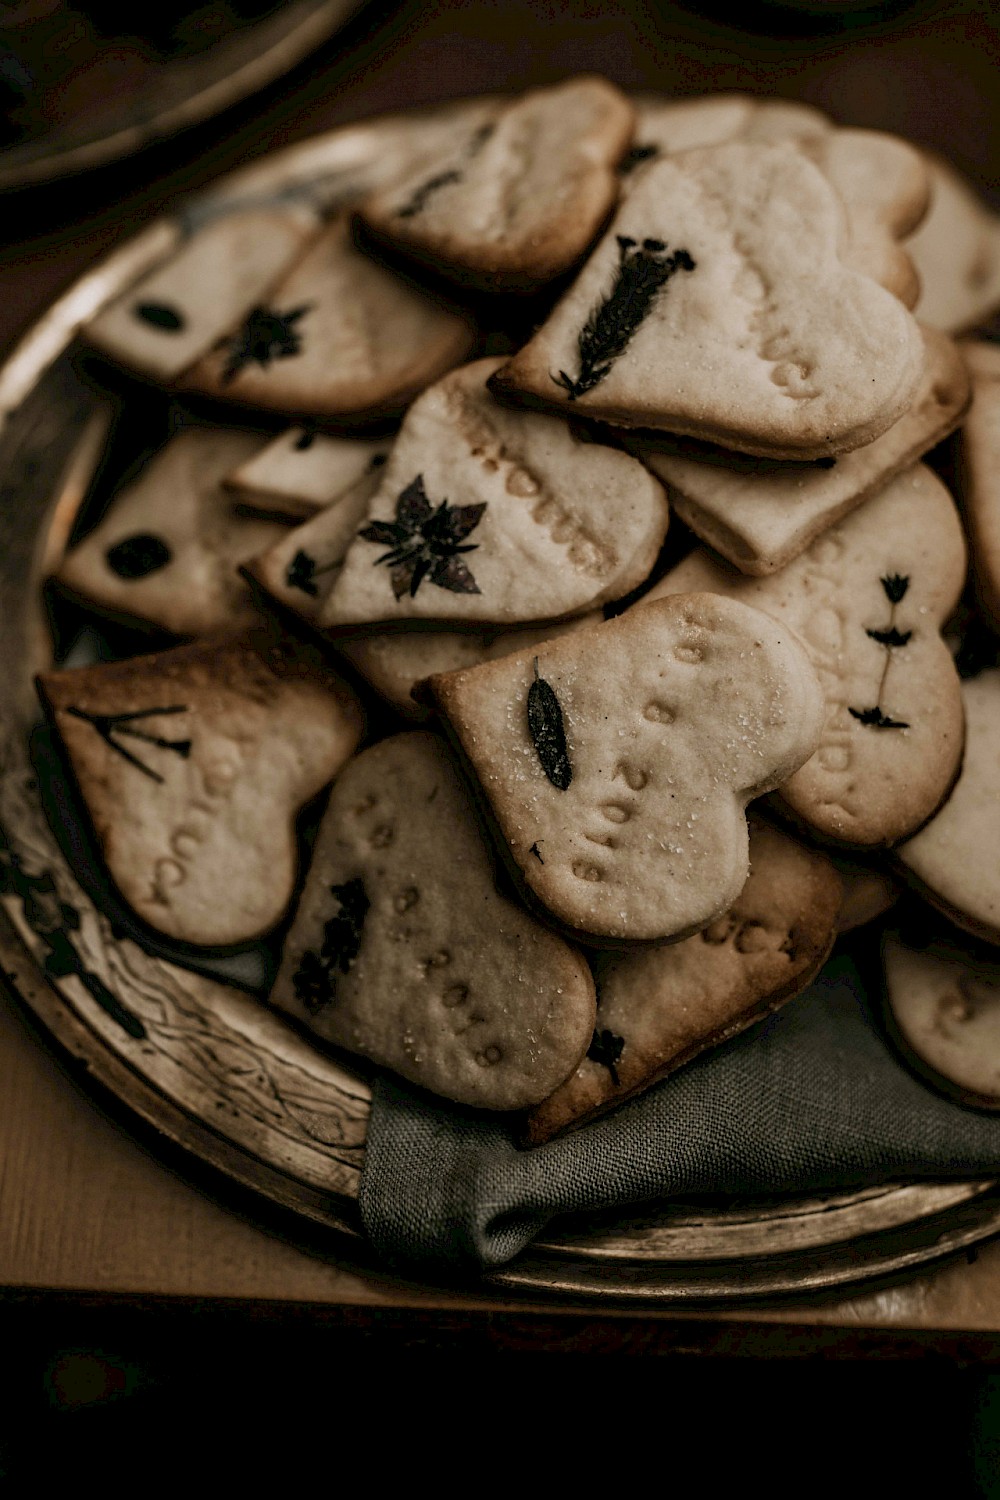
[
  {"left": 106, "top": 534, "right": 172, "bottom": 579},
  {"left": 407, "top": 556, "right": 433, "bottom": 598},
  {"left": 429, "top": 554, "right": 481, "bottom": 594},
  {"left": 134, "top": 301, "right": 185, "bottom": 331},
  {"left": 529, "top": 841, "right": 544, "bottom": 864},
  {"left": 390, "top": 560, "right": 416, "bottom": 600},
  {"left": 359, "top": 520, "right": 407, "bottom": 548},
  {"left": 587, "top": 1027, "right": 625, "bottom": 1085},
  {"left": 294, "top": 428, "right": 316, "bottom": 451},
  {"left": 849, "top": 705, "right": 910, "bottom": 729},
  {"left": 866, "top": 626, "right": 913, "bottom": 648},
  {"left": 396, "top": 475, "right": 434, "bottom": 531},
  {"left": 881, "top": 573, "right": 910, "bottom": 604},
  {"left": 286, "top": 550, "right": 319, "bottom": 596},
  {"left": 527, "top": 658, "right": 572, "bottom": 791}
]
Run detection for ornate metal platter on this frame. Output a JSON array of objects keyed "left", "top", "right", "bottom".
[{"left": 2, "top": 109, "right": 999, "bottom": 1304}]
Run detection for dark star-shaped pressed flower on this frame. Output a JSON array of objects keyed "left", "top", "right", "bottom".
[
  {"left": 359, "top": 474, "right": 486, "bottom": 600},
  {"left": 219, "top": 304, "right": 311, "bottom": 383}
]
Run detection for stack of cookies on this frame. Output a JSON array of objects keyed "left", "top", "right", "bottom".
[{"left": 41, "top": 78, "right": 1000, "bottom": 1129}]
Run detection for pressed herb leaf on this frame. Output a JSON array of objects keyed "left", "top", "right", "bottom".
[
  {"left": 529, "top": 841, "right": 544, "bottom": 864},
  {"left": 553, "top": 235, "right": 696, "bottom": 401},
  {"left": 65, "top": 704, "right": 191, "bottom": 783},
  {"left": 286, "top": 549, "right": 341, "bottom": 597},
  {"left": 588, "top": 1027, "right": 625, "bottom": 1085},
  {"left": 849, "top": 705, "right": 910, "bottom": 730},
  {"left": 134, "top": 301, "right": 185, "bottom": 332},
  {"left": 359, "top": 474, "right": 485, "bottom": 600},
  {"left": 292, "top": 877, "right": 369, "bottom": 1013},
  {"left": 219, "top": 304, "right": 311, "bottom": 383},
  {"left": 105, "top": 533, "right": 172, "bottom": 580},
  {"left": 527, "top": 657, "right": 572, "bottom": 791}
]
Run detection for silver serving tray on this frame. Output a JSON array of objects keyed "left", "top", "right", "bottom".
[{"left": 2, "top": 108, "right": 998, "bottom": 1303}]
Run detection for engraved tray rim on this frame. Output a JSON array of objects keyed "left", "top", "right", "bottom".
[{"left": 3, "top": 104, "right": 1000, "bottom": 1308}]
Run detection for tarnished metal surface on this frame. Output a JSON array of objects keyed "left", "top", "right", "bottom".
[{"left": 2, "top": 111, "right": 999, "bottom": 1303}]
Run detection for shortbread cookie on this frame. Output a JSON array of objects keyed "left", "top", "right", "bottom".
[
  {"left": 650, "top": 465, "right": 966, "bottom": 847},
  {"left": 796, "top": 129, "right": 929, "bottom": 308},
  {"left": 246, "top": 469, "right": 385, "bottom": 621},
  {"left": 57, "top": 428, "right": 290, "bottom": 636},
  {"left": 492, "top": 141, "right": 924, "bottom": 459},
  {"left": 85, "top": 208, "right": 318, "bottom": 383},
  {"left": 628, "top": 94, "right": 828, "bottom": 165},
  {"left": 832, "top": 853, "right": 899, "bottom": 933},
  {"left": 636, "top": 326, "right": 969, "bottom": 575},
  {"left": 426, "top": 593, "right": 823, "bottom": 944},
  {"left": 909, "top": 155, "right": 1000, "bottom": 334},
  {"left": 270, "top": 732, "right": 596, "bottom": 1110},
  {"left": 36, "top": 623, "right": 364, "bottom": 948},
  {"left": 361, "top": 77, "right": 635, "bottom": 290},
  {"left": 525, "top": 819, "right": 842, "bottom": 1142},
  {"left": 884, "top": 935, "right": 1000, "bottom": 1109},
  {"left": 895, "top": 669, "right": 1000, "bottom": 944},
  {"left": 180, "top": 217, "right": 475, "bottom": 420},
  {"left": 225, "top": 428, "right": 391, "bottom": 520},
  {"left": 317, "top": 358, "right": 669, "bottom": 629},
  {"left": 337, "top": 612, "right": 603, "bottom": 720},
  {"left": 956, "top": 340, "right": 1000, "bottom": 631},
  {"left": 628, "top": 118, "right": 927, "bottom": 306}
]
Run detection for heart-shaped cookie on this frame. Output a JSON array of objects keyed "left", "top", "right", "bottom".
[
  {"left": 269, "top": 732, "right": 597, "bottom": 1110},
  {"left": 37, "top": 622, "right": 365, "bottom": 948},
  {"left": 315, "top": 358, "right": 669, "bottom": 629},
  {"left": 84, "top": 207, "right": 318, "bottom": 383},
  {"left": 649, "top": 463, "right": 966, "bottom": 847},
  {"left": 492, "top": 141, "right": 924, "bottom": 459},
  {"left": 426, "top": 593, "right": 824, "bottom": 944},
  {"left": 57, "top": 427, "right": 291, "bottom": 637},
  {"left": 636, "top": 326, "right": 969, "bottom": 576},
  {"left": 361, "top": 77, "right": 635, "bottom": 290},
  {"left": 180, "top": 217, "right": 475, "bottom": 420},
  {"left": 525, "top": 819, "right": 842, "bottom": 1143}
]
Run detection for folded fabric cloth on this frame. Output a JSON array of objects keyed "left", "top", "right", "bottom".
[{"left": 358, "top": 951, "right": 1000, "bottom": 1273}]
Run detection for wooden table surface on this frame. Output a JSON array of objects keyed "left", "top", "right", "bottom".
[{"left": 3, "top": 0, "right": 1000, "bottom": 1354}]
